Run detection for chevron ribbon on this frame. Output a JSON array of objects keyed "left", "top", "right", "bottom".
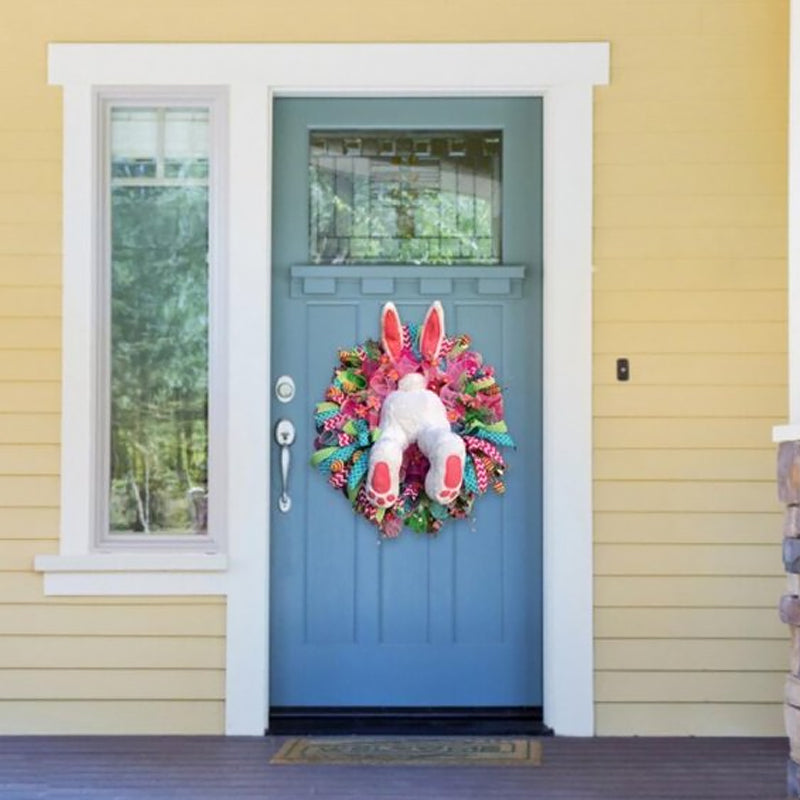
[
  {"left": 439, "top": 336, "right": 455, "bottom": 359},
  {"left": 323, "top": 412, "right": 347, "bottom": 432},
  {"left": 314, "top": 407, "right": 340, "bottom": 428},
  {"left": 471, "top": 453, "right": 490, "bottom": 493},
  {"left": 329, "top": 470, "right": 347, "bottom": 489},
  {"left": 356, "top": 485, "right": 377, "bottom": 520},
  {"left": 463, "top": 435, "right": 507, "bottom": 468}
]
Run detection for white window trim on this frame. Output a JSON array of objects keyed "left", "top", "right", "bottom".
[
  {"left": 95, "top": 89, "right": 227, "bottom": 553},
  {"left": 37, "top": 42, "right": 609, "bottom": 737},
  {"left": 776, "top": 0, "right": 800, "bottom": 444}
]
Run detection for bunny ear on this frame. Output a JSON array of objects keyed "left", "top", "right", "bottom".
[
  {"left": 380, "top": 302, "right": 404, "bottom": 363},
  {"left": 420, "top": 301, "right": 445, "bottom": 362}
]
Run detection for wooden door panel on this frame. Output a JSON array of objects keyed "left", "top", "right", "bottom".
[{"left": 270, "top": 98, "right": 542, "bottom": 709}]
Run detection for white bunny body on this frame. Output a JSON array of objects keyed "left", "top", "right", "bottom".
[
  {"left": 378, "top": 374, "right": 449, "bottom": 442},
  {"left": 366, "top": 304, "right": 466, "bottom": 508}
]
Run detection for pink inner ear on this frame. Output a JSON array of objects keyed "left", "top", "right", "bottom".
[
  {"left": 421, "top": 304, "right": 443, "bottom": 361},
  {"left": 382, "top": 305, "right": 403, "bottom": 362}
]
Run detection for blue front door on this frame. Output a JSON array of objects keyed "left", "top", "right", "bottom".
[{"left": 270, "top": 98, "right": 542, "bottom": 708}]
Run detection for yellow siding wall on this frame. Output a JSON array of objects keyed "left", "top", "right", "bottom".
[
  {"left": 591, "top": 3, "right": 789, "bottom": 734},
  {"left": 0, "top": 0, "right": 788, "bottom": 734}
]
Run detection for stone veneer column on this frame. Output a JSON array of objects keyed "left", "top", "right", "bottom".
[{"left": 779, "top": 441, "right": 800, "bottom": 797}]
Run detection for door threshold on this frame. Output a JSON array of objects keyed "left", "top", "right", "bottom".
[{"left": 267, "top": 707, "right": 553, "bottom": 737}]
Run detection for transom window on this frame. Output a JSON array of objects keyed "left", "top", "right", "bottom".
[{"left": 309, "top": 129, "right": 502, "bottom": 265}]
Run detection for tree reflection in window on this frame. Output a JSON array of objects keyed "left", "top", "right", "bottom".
[
  {"left": 309, "top": 131, "right": 502, "bottom": 265},
  {"left": 108, "top": 107, "right": 209, "bottom": 535}
]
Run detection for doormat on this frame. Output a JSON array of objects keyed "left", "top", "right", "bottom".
[{"left": 270, "top": 736, "right": 542, "bottom": 766}]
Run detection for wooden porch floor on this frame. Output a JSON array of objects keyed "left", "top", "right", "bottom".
[{"left": 0, "top": 735, "right": 787, "bottom": 799}]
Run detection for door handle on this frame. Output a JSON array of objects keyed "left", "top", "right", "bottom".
[{"left": 274, "top": 419, "right": 296, "bottom": 513}]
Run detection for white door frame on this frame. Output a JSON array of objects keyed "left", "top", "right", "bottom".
[{"left": 47, "top": 43, "right": 609, "bottom": 736}]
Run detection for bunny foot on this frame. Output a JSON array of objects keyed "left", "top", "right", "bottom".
[
  {"left": 420, "top": 431, "right": 466, "bottom": 506},
  {"left": 366, "top": 438, "right": 403, "bottom": 507},
  {"left": 366, "top": 462, "right": 399, "bottom": 507},
  {"left": 425, "top": 454, "right": 465, "bottom": 505}
]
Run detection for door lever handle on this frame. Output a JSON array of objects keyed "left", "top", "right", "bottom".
[{"left": 274, "top": 419, "right": 296, "bottom": 513}]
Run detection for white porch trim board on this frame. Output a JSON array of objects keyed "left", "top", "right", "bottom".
[{"left": 38, "top": 42, "right": 610, "bottom": 737}]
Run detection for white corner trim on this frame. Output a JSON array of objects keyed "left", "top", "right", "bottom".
[
  {"left": 782, "top": 0, "right": 800, "bottom": 439},
  {"left": 775, "top": 1, "right": 797, "bottom": 439},
  {"left": 49, "top": 42, "right": 608, "bottom": 738}
]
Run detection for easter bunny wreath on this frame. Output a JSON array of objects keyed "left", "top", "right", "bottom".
[{"left": 311, "top": 301, "right": 515, "bottom": 538}]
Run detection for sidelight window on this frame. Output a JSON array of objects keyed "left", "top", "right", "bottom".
[{"left": 99, "top": 98, "right": 222, "bottom": 546}]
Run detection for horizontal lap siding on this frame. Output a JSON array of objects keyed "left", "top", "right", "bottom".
[
  {"left": 0, "top": 0, "right": 789, "bottom": 735},
  {"left": 0, "top": 2, "right": 234, "bottom": 735},
  {"left": 588, "top": 0, "right": 788, "bottom": 736},
  {"left": 0, "top": 701, "right": 224, "bottom": 735},
  {"left": 0, "top": 40, "right": 64, "bottom": 744},
  {"left": 0, "top": 539, "right": 225, "bottom": 733}
]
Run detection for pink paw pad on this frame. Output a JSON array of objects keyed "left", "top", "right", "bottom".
[
  {"left": 371, "top": 463, "right": 391, "bottom": 493},
  {"left": 367, "top": 462, "right": 398, "bottom": 507},
  {"left": 444, "top": 455, "right": 462, "bottom": 488},
  {"left": 435, "top": 457, "right": 463, "bottom": 504}
]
